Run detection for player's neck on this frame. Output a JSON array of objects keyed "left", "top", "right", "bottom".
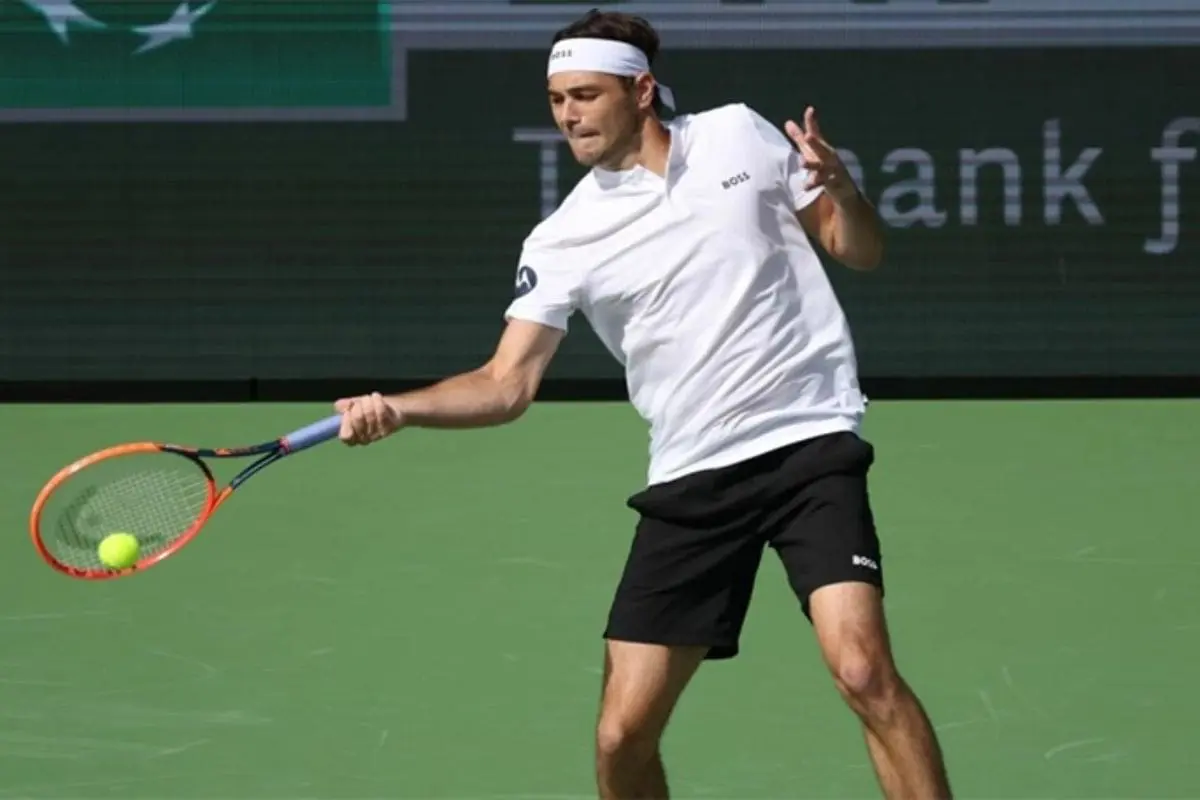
[
  {"left": 604, "top": 118, "right": 671, "bottom": 176},
  {"left": 637, "top": 118, "right": 672, "bottom": 177}
]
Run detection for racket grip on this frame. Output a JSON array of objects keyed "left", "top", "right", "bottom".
[{"left": 282, "top": 414, "right": 343, "bottom": 453}]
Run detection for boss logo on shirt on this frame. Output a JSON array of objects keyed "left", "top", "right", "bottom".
[
  {"left": 721, "top": 172, "right": 751, "bottom": 190},
  {"left": 514, "top": 265, "right": 538, "bottom": 298}
]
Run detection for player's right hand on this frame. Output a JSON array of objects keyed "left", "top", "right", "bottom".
[{"left": 334, "top": 392, "right": 403, "bottom": 446}]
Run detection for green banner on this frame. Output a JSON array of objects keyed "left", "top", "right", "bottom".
[{"left": 0, "top": 0, "right": 391, "bottom": 112}]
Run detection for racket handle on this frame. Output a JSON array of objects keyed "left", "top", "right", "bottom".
[{"left": 282, "top": 414, "right": 343, "bottom": 453}]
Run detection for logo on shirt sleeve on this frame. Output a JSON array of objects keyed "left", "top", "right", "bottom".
[{"left": 514, "top": 265, "right": 538, "bottom": 298}]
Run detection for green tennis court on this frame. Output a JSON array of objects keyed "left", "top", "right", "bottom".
[{"left": 1, "top": 400, "right": 1196, "bottom": 798}]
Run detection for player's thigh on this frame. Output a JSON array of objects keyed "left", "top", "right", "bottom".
[
  {"left": 596, "top": 640, "right": 708, "bottom": 748},
  {"left": 605, "top": 509, "right": 765, "bottom": 661},
  {"left": 767, "top": 432, "right": 884, "bottom": 618}
]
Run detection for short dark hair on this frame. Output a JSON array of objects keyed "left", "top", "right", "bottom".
[
  {"left": 551, "top": 9, "right": 661, "bottom": 65},
  {"left": 551, "top": 9, "right": 666, "bottom": 114}
]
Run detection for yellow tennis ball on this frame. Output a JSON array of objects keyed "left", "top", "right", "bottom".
[{"left": 98, "top": 532, "right": 139, "bottom": 569}]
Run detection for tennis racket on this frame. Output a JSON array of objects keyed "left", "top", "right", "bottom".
[{"left": 28, "top": 414, "right": 344, "bottom": 580}]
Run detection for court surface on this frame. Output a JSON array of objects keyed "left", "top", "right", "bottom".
[{"left": 1, "top": 399, "right": 1196, "bottom": 798}]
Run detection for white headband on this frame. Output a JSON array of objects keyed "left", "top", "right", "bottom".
[{"left": 547, "top": 38, "right": 676, "bottom": 111}]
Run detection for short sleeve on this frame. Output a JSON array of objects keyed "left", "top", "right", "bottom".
[
  {"left": 742, "top": 104, "right": 824, "bottom": 212},
  {"left": 502, "top": 246, "right": 579, "bottom": 332}
]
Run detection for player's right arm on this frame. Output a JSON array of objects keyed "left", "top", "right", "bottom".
[
  {"left": 335, "top": 319, "right": 564, "bottom": 445},
  {"left": 337, "top": 245, "right": 579, "bottom": 446}
]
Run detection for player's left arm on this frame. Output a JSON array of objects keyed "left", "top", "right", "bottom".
[{"left": 788, "top": 107, "right": 884, "bottom": 271}]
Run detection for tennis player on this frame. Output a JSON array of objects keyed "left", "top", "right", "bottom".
[{"left": 335, "top": 10, "right": 951, "bottom": 799}]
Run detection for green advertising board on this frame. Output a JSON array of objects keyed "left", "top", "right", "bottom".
[
  {"left": 0, "top": 1, "right": 1197, "bottom": 387},
  {"left": 0, "top": 0, "right": 396, "bottom": 118}
]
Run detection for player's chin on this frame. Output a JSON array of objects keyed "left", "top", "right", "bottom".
[{"left": 568, "top": 138, "right": 605, "bottom": 166}]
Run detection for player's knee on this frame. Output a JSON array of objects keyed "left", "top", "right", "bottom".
[
  {"left": 595, "top": 712, "right": 660, "bottom": 765},
  {"left": 828, "top": 643, "right": 901, "bottom": 718}
]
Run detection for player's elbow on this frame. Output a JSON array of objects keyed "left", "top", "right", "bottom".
[
  {"left": 849, "top": 241, "right": 884, "bottom": 271},
  {"left": 481, "top": 363, "right": 539, "bottom": 423},
  {"left": 499, "top": 383, "right": 536, "bottom": 423}
]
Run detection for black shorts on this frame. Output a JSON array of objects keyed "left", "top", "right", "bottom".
[{"left": 603, "top": 431, "right": 884, "bottom": 660}]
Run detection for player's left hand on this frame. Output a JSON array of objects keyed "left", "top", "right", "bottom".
[{"left": 785, "top": 107, "right": 858, "bottom": 204}]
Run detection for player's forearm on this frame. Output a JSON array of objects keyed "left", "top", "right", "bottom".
[
  {"left": 386, "top": 368, "right": 530, "bottom": 429},
  {"left": 829, "top": 190, "right": 885, "bottom": 271}
]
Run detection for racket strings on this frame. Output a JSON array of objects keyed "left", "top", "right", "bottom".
[{"left": 45, "top": 455, "right": 212, "bottom": 570}]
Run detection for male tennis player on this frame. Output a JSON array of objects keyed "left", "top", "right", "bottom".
[{"left": 335, "top": 9, "right": 951, "bottom": 800}]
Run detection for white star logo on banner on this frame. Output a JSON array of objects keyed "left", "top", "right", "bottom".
[
  {"left": 132, "top": 2, "right": 218, "bottom": 55},
  {"left": 18, "top": 0, "right": 104, "bottom": 44},
  {"left": 19, "top": 0, "right": 219, "bottom": 55}
]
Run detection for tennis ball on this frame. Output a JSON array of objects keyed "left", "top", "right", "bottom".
[{"left": 97, "top": 532, "right": 139, "bottom": 569}]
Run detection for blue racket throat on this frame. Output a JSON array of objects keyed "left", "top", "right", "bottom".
[{"left": 161, "top": 414, "right": 343, "bottom": 492}]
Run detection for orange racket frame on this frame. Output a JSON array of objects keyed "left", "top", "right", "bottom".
[{"left": 29, "top": 415, "right": 343, "bottom": 580}]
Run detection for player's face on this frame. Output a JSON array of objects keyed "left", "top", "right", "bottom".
[{"left": 548, "top": 72, "right": 641, "bottom": 168}]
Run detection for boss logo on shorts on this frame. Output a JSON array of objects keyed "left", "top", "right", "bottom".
[
  {"left": 721, "top": 172, "right": 751, "bottom": 190},
  {"left": 852, "top": 554, "right": 879, "bottom": 571}
]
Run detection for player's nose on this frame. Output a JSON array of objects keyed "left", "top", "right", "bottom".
[{"left": 560, "top": 100, "right": 584, "bottom": 124}]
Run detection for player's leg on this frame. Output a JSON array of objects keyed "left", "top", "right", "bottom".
[
  {"left": 598, "top": 475, "right": 766, "bottom": 798},
  {"left": 808, "top": 581, "right": 950, "bottom": 799},
  {"left": 767, "top": 432, "right": 951, "bottom": 799},
  {"left": 595, "top": 640, "right": 707, "bottom": 798}
]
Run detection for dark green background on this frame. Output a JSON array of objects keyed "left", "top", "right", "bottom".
[{"left": 1, "top": 45, "right": 1197, "bottom": 382}]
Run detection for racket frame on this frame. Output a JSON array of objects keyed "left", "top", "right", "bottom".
[{"left": 28, "top": 414, "right": 342, "bottom": 580}]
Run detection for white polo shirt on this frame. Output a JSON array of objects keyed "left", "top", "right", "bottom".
[{"left": 505, "top": 102, "right": 867, "bottom": 487}]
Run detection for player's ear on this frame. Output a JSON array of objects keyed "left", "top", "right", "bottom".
[{"left": 633, "top": 73, "right": 656, "bottom": 112}]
